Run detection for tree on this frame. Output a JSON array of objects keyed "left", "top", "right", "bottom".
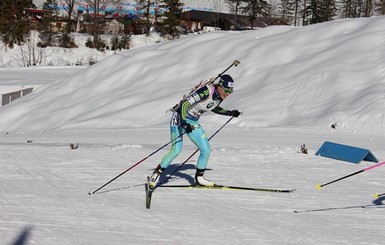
[
  {"left": 279, "top": 0, "right": 301, "bottom": 25},
  {"left": 0, "top": 0, "right": 32, "bottom": 48},
  {"left": 62, "top": 0, "right": 77, "bottom": 33},
  {"left": 340, "top": 0, "right": 375, "bottom": 17},
  {"left": 17, "top": 30, "right": 45, "bottom": 67},
  {"left": 160, "top": 0, "right": 184, "bottom": 39},
  {"left": 304, "top": 0, "right": 336, "bottom": 24},
  {"left": 322, "top": 0, "right": 337, "bottom": 20},
  {"left": 226, "top": 0, "right": 242, "bottom": 29},
  {"left": 42, "top": 0, "right": 59, "bottom": 46},
  {"left": 374, "top": 0, "right": 385, "bottom": 15},
  {"left": 241, "top": 0, "right": 269, "bottom": 29},
  {"left": 83, "top": 0, "right": 120, "bottom": 45},
  {"left": 135, "top": 0, "right": 152, "bottom": 35},
  {"left": 213, "top": 0, "right": 224, "bottom": 28}
]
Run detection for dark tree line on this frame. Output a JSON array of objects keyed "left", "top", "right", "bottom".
[
  {"left": 1, "top": 0, "right": 185, "bottom": 49},
  {"left": 279, "top": 0, "right": 385, "bottom": 25},
  {"left": 1, "top": 0, "right": 384, "bottom": 50},
  {"left": 226, "top": 0, "right": 385, "bottom": 26}
]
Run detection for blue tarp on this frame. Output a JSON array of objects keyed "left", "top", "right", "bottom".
[{"left": 315, "top": 141, "right": 378, "bottom": 164}]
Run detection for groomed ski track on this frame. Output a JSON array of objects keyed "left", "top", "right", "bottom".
[{"left": 1, "top": 128, "right": 385, "bottom": 245}]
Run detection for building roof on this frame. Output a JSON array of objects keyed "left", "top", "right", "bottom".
[{"left": 181, "top": 10, "right": 288, "bottom": 29}]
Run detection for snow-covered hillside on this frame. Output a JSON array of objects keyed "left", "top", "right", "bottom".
[{"left": 1, "top": 16, "right": 385, "bottom": 133}]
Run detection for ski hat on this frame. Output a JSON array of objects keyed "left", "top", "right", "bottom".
[{"left": 219, "top": 74, "right": 234, "bottom": 90}]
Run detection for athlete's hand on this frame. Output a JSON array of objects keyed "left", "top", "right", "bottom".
[
  {"left": 182, "top": 123, "right": 194, "bottom": 133},
  {"left": 231, "top": 110, "right": 241, "bottom": 117}
]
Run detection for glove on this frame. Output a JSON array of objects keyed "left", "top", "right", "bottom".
[
  {"left": 231, "top": 110, "right": 241, "bottom": 118},
  {"left": 182, "top": 123, "right": 194, "bottom": 133}
]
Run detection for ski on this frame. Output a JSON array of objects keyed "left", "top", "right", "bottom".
[
  {"left": 145, "top": 176, "right": 154, "bottom": 209},
  {"left": 159, "top": 184, "right": 295, "bottom": 193}
]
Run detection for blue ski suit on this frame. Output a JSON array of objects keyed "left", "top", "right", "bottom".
[{"left": 159, "top": 84, "right": 234, "bottom": 170}]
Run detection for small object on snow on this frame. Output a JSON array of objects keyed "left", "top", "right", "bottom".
[
  {"left": 374, "top": 192, "right": 385, "bottom": 199},
  {"left": 27, "top": 140, "right": 33, "bottom": 143},
  {"left": 331, "top": 123, "right": 336, "bottom": 129},
  {"left": 70, "top": 143, "right": 79, "bottom": 149},
  {"left": 300, "top": 144, "right": 308, "bottom": 154}
]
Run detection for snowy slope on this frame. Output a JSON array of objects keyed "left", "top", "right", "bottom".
[{"left": 0, "top": 17, "right": 385, "bottom": 133}]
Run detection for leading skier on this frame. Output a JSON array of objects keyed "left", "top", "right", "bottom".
[{"left": 149, "top": 74, "right": 241, "bottom": 188}]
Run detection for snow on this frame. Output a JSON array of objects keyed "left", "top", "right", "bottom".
[
  {"left": 1, "top": 16, "right": 385, "bottom": 245},
  {"left": 0, "top": 32, "right": 167, "bottom": 68}
]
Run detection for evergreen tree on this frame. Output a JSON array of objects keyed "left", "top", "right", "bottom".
[
  {"left": 320, "top": 0, "right": 337, "bottom": 21},
  {"left": 160, "top": 0, "right": 184, "bottom": 39},
  {"left": 119, "top": 34, "right": 131, "bottom": 49},
  {"left": 374, "top": 0, "right": 385, "bottom": 15},
  {"left": 42, "top": 0, "right": 59, "bottom": 46},
  {"left": 304, "top": 0, "right": 336, "bottom": 24},
  {"left": 279, "top": 0, "right": 298, "bottom": 24},
  {"left": 0, "top": 0, "right": 32, "bottom": 48},
  {"left": 241, "top": 0, "right": 269, "bottom": 29},
  {"left": 341, "top": 0, "right": 372, "bottom": 17}
]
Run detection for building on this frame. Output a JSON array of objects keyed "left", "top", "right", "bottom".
[{"left": 181, "top": 10, "right": 288, "bottom": 31}]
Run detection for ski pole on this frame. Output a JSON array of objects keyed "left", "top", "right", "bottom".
[
  {"left": 88, "top": 132, "right": 186, "bottom": 195},
  {"left": 374, "top": 192, "right": 385, "bottom": 199},
  {"left": 160, "top": 116, "right": 235, "bottom": 186},
  {"left": 316, "top": 161, "right": 385, "bottom": 190}
]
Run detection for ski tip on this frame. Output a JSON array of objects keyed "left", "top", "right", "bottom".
[
  {"left": 374, "top": 193, "right": 379, "bottom": 199},
  {"left": 315, "top": 184, "right": 321, "bottom": 190}
]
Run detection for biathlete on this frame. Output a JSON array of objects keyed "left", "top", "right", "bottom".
[{"left": 149, "top": 74, "right": 241, "bottom": 188}]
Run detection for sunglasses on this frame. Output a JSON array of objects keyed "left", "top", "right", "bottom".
[{"left": 223, "top": 88, "right": 233, "bottom": 94}]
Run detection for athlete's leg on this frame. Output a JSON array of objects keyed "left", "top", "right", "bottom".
[
  {"left": 159, "top": 112, "right": 184, "bottom": 169},
  {"left": 186, "top": 120, "right": 211, "bottom": 170},
  {"left": 159, "top": 125, "right": 183, "bottom": 169},
  {"left": 150, "top": 113, "right": 183, "bottom": 188}
]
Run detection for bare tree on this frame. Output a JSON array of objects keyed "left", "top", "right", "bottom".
[
  {"left": 136, "top": 0, "right": 152, "bottom": 36},
  {"left": 213, "top": 0, "right": 224, "bottom": 28},
  {"left": 16, "top": 31, "right": 45, "bottom": 67},
  {"left": 226, "top": 0, "right": 242, "bottom": 29},
  {"left": 83, "top": 0, "right": 120, "bottom": 44},
  {"left": 62, "top": 0, "right": 77, "bottom": 33}
]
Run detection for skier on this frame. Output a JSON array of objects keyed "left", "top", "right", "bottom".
[{"left": 149, "top": 74, "right": 241, "bottom": 188}]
